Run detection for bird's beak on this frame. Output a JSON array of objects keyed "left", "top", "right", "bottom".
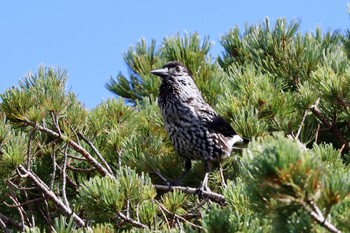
[{"left": 151, "top": 68, "right": 169, "bottom": 78}]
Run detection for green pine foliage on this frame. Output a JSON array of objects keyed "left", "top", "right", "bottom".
[{"left": 1, "top": 17, "right": 350, "bottom": 232}]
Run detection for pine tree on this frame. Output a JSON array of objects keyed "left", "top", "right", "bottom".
[{"left": 0, "top": 18, "right": 350, "bottom": 233}]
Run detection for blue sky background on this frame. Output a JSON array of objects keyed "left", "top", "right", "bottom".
[{"left": 1, "top": 1, "right": 349, "bottom": 109}]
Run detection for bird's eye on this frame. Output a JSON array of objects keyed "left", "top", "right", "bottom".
[{"left": 175, "top": 66, "right": 181, "bottom": 72}]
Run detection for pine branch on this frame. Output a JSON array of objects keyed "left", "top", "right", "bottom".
[
  {"left": 153, "top": 184, "right": 225, "bottom": 204},
  {"left": 62, "top": 145, "right": 69, "bottom": 208},
  {"left": 23, "top": 119, "right": 115, "bottom": 179},
  {"left": 309, "top": 99, "right": 350, "bottom": 154},
  {"left": 0, "top": 212, "right": 23, "bottom": 232},
  {"left": 78, "top": 132, "right": 113, "bottom": 174},
  {"left": 0, "top": 217, "right": 10, "bottom": 233},
  {"left": 26, "top": 127, "right": 36, "bottom": 170},
  {"left": 155, "top": 200, "right": 203, "bottom": 230},
  {"left": 117, "top": 211, "right": 147, "bottom": 229},
  {"left": 301, "top": 199, "right": 341, "bottom": 233},
  {"left": 7, "top": 181, "right": 28, "bottom": 229},
  {"left": 16, "top": 165, "right": 85, "bottom": 227},
  {"left": 50, "top": 144, "right": 57, "bottom": 190}
]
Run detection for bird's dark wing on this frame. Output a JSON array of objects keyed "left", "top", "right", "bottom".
[{"left": 196, "top": 105, "right": 237, "bottom": 137}]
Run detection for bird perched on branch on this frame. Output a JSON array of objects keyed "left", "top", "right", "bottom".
[{"left": 151, "top": 61, "right": 248, "bottom": 191}]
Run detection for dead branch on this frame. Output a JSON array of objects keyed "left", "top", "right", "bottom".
[
  {"left": 301, "top": 199, "right": 341, "bottom": 233},
  {"left": 16, "top": 165, "right": 85, "bottom": 227},
  {"left": 154, "top": 184, "right": 225, "bottom": 204},
  {"left": 24, "top": 119, "right": 115, "bottom": 179},
  {"left": 0, "top": 217, "right": 10, "bottom": 233},
  {"left": 66, "top": 164, "right": 96, "bottom": 173},
  {"left": 309, "top": 98, "right": 350, "bottom": 154},
  {"left": 62, "top": 145, "right": 69, "bottom": 207},
  {"left": 78, "top": 132, "right": 113, "bottom": 174},
  {"left": 50, "top": 143, "right": 57, "bottom": 190},
  {"left": 117, "top": 211, "right": 147, "bottom": 229},
  {"left": 0, "top": 212, "right": 23, "bottom": 232},
  {"left": 26, "top": 127, "right": 36, "bottom": 170},
  {"left": 155, "top": 200, "right": 203, "bottom": 230}
]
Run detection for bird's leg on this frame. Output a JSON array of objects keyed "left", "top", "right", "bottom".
[
  {"left": 169, "top": 158, "right": 192, "bottom": 186},
  {"left": 219, "top": 165, "right": 227, "bottom": 188},
  {"left": 200, "top": 160, "right": 211, "bottom": 192}
]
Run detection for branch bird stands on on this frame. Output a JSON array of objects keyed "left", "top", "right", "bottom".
[{"left": 151, "top": 61, "right": 249, "bottom": 191}]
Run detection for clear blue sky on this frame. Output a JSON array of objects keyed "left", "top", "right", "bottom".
[{"left": 1, "top": 1, "right": 349, "bottom": 109}]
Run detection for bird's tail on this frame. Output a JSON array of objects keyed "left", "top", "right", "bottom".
[{"left": 231, "top": 135, "right": 250, "bottom": 150}]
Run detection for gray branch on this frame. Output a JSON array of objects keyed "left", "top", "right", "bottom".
[
  {"left": 16, "top": 165, "right": 85, "bottom": 228},
  {"left": 154, "top": 184, "right": 225, "bottom": 204},
  {"left": 24, "top": 119, "right": 115, "bottom": 179}
]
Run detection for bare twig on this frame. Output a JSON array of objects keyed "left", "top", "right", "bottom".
[
  {"left": 24, "top": 119, "right": 114, "bottom": 179},
  {"left": 0, "top": 212, "right": 23, "bottom": 231},
  {"left": 117, "top": 211, "right": 147, "bottom": 229},
  {"left": 0, "top": 213, "right": 25, "bottom": 232},
  {"left": 157, "top": 201, "right": 170, "bottom": 230},
  {"left": 65, "top": 119, "right": 81, "bottom": 145},
  {"left": 7, "top": 181, "right": 28, "bottom": 230},
  {"left": 26, "top": 127, "right": 36, "bottom": 170},
  {"left": 78, "top": 132, "right": 113, "bottom": 174},
  {"left": 62, "top": 145, "right": 69, "bottom": 207},
  {"left": 41, "top": 193, "right": 52, "bottom": 229},
  {"left": 155, "top": 200, "right": 203, "bottom": 230},
  {"left": 0, "top": 217, "right": 11, "bottom": 233},
  {"left": 55, "top": 164, "right": 79, "bottom": 192},
  {"left": 4, "top": 197, "right": 45, "bottom": 208},
  {"left": 50, "top": 111, "right": 62, "bottom": 136},
  {"left": 50, "top": 143, "right": 57, "bottom": 190},
  {"left": 67, "top": 154, "right": 87, "bottom": 161},
  {"left": 66, "top": 164, "right": 96, "bottom": 173},
  {"left": 188, "top": 199, "right": 209, "bottom": 213},
  {"left": 117, "top": 150, "right": 122, "bottom": 168},
  {"left": 295, "top": 108, "right": 308, "bottom": 140},
  {"left": 309, "top": 98, "right": 350, "bottom": 154},
  {"left": 153, "top": 184, "right": 225, "bottom": 204},
  {"left": 315, "top": 123, "right": 320, "bottom": 144},
  {"left": 16, "top": 165, "right": 85, "bottom": 227},
  {"left": 300, "top": 199, "right": 341, "bottom": 233}
]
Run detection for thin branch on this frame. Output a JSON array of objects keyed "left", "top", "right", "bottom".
[
  {"left": 300, "top": 199, "right": 341, "bottom": 233},
  {"left": 188, "top": 199, "right": 209, "bottom": 214},
  {"left": 66, "top": 164, "right": 96, "bottom": 173},
  {"left": 155, "top": 200, "right": 203, "bottom": 230},
  {"left": 67, "top": 154, "right": 87, "bottom": 161},
  {"left": 62, "top": 145, "right": 69, "bottom": 208},
  {"left": 295, "top": 108, "right": 308, "bottom": 140},
  {"left": 55, "top": 164, "right": 79, "bottom": 192},
  {"left": 16, "top": 165, "right": 85, "bottom": 227},
  {"left": 50, "top": 111, "right": 62, "bottom": 136},
  {"left": 26, "top": 127, "right": 36, "bottom": 170},
  {"left": 117, "top": 150, "right": 122, "bottom": 168},
  {"left": 7, "top": 181, "right": 28, "bottom": 229},
  {"left": 153, "top": 184, "right": 225, "bottom": 204},
  {"left": 0, "top": 212, "right": 23, "bottom": 231},
  {"left": 157, "top": 200, "right": 170, "bottom": 230},
  {"left": 24, "top": 119, "right": 114, "bottom": 179},
  {"left": 50, "top": 143, "right": 57, "bottom": 190},
  {"left": 315, "top": 123, "right": 320, "bottom": 144},
  {"left": 78, "top": 132, "right": 113, "bottom": 174},
  {"left": 4, "top": 197, "right": 45, "bottom": 208},
  {"left": 65, "top": 119, "right": 81, "bottom": 145},
  {"left": 0, "top": 218, "right": 9, "bottom": 233},
  {"left": 41, "top": 193, "right": 52, "bottom": 229},
  {"left": 309, "top": 98, "right": 350, "bottom": 154},
  {"left": 117, "top": 211, "right": 147, "bottom": 229},
  {"left": 126, "top": 199, "right": 130, "bottom": 219}
]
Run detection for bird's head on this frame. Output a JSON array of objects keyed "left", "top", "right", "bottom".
[
  {"left": 151, "top": 61, "right": 192, "bottom": 80},
  {"left": 151, "top": 61, "right": 203, "bottom": 102}
]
